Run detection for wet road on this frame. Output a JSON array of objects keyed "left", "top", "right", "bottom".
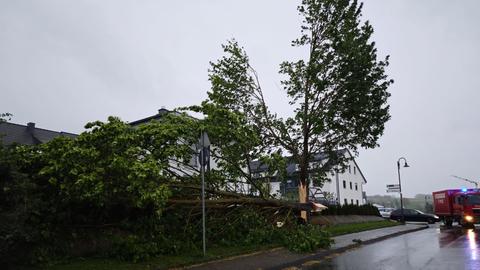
[{"left": 306, "top": 225, "right": 480, "bottom": 270}]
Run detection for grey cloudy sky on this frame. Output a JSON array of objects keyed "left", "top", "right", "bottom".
[{"left": 1, "top": 0, "right": 479, "bottom": 197}]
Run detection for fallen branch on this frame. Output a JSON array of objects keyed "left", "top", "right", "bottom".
[
  {"left": 167, "top": 198, "right": 312, "bottom": 211},
  {"left": 168, "top": 183, "right": 247, "bottom": 198}
]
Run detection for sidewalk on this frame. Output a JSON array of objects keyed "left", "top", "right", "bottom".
[{"left": 183, "top": 224, "right": 428, "bottom": 270}]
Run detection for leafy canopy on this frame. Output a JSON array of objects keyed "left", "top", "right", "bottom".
[{"left": 191, "top": 0, "right": 392, "bottom": 194}]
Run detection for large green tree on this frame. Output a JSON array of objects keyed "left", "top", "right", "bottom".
[{"left": 197, "top": 0, "right": 392, "bottom": 210}]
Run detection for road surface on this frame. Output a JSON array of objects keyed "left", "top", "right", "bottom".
[{"left": 304, "top": 224, "right": 480, "bottom": 270}]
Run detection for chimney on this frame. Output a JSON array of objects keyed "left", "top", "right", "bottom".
[{"left": 27, "top": 122, "right": 35, "bottom": 133}]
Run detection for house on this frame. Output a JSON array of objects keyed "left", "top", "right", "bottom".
[
  {"left": 129, "top": 108, "right": 172, "bottom": 126},
  {"left": 250, "top": 149, "right": 367, "bottom": 205},
  {"left": 129, "top": 109, "right": 253, "bottom": 195},
  {"left": 129, "top": 108, "right": 214, "bottom": 177},
  {"left": 0, "top": 122, "right": 77, "bottom": 145},
  {"left": 130, "top": 109, "right": 368, "bottom": 205}
]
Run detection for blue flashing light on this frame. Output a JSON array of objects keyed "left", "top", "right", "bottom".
[{"left": 462, "top": 188, "right": 468, "bottom": 192}]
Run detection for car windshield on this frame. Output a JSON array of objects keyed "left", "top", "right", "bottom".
[
  {"left": 467, "top": 194, "right": 480, "bottom": 205},
  {"left": 416, "top": 210, "right": 424, "bottom": 214}
]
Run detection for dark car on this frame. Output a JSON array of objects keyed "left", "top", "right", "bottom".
[{"left": 390, "top": 208, "right": 440, "bottom": 224}]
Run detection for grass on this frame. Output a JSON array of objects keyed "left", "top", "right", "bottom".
[
  {"left": 325, "top": 220, "right": 399, "bottom": 236},
  {"left": 39, "top": 220, "right": 398, "bottom": 270},
  {"left": 41, "top": 245, "right": 278, "bottom": 270}
]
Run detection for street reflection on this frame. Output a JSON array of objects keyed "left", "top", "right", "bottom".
[
  {"left": 307, "top": 226, "right": 480, "bottom": 270},
  {"left": 467, "top": 229, "right": 478, "bottom": 260},
  {"left": 437, "top": 227, "right": 463, "bottom": 247}
]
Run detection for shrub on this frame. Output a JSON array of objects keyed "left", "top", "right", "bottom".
[
  {"left": 321, "top": 204, "right": 380, "bottom": 216},
  {"left": 281, "top": 224, "right": 332, "bottom": 252}
]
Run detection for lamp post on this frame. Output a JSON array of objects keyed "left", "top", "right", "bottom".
[{"left": 397, "top": 157, "right": 410, "bottom": 223}]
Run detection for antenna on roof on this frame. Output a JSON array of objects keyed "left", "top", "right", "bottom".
[{"left": 451, "top": 175, "right": 479, "bottom": 188}]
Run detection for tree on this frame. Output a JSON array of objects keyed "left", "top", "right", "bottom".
[
  {"left": 199, "top": 0, "right": 392, "bottom": 216},
  {"left": 0, "top": 113, "right": 12, "bottom": 123},
  {"left": 188, "top": 42, "right": 287, "bottom": 198}
]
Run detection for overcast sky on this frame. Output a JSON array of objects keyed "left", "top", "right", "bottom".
[{"left": 1, "top": 0, "right": 479, "bottom": 197}]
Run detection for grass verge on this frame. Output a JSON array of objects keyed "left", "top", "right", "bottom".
[{"left": 325, "top": 220, "right": 399, "bottom": 236}]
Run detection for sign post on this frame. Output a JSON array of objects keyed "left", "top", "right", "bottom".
[
  {"left": 386, "top": 184, "right": 400, "bottom": 193},
  {"left": 198, "top": 131, "right": 210, "bottom": 256}
]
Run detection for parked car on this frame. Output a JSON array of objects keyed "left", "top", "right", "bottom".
[
  {"left": 378, "top": 207, "right": 395, "bottom": 218},
  {"left": 390, "top": 208, "right": 440, "bottom": 224}
]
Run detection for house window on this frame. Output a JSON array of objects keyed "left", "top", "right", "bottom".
[
  {"left": 344, "top": 198, "right": 348, "bottom": 205},
  {"left": 354, "top": 167, "right": 356, "bottom": 175},
  {"left": 355, "top": 183, "right": 358, "bottom": 191},
  {"left": 349, "top": 165, "right": 351, "bottom": 174},
  {"left": 343, "top": 180, "right": 346, "bottom": 189},
  {"left": 356, "top": 200, "right": 359, "bottom": 205},
  {"left": 351, "top": 199, "right": 354, "bottom": 204},
  {"left": 350, "top": 182, "right": 353, "bottom": 190}
]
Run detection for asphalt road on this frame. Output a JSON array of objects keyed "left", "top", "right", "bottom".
[{"left": 305, "top": 224, "right": 480, "bottom": 270}]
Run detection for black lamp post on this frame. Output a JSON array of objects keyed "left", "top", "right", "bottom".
[{"left": 397, "top": 157, "right": 410, "bottom": 223}]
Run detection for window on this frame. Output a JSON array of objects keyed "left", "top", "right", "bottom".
[
  {"left": 356, "top": 200, "right": 359, "bottom": 205},
  {"left": 405, "top": 209, "right": 416, "bottom": 215},
  {"left": 350, "top": 182, "right": 353, "bottom": 190},
  {"left": 344, "top": 198, "right": 348, "bottom": 205},
  {"left": 349, "top": 165, "right": 351, "bottom": 174},
  {"left": 355, "top": 183, "right": 358, "bottom": 191},
  {"left": 343, "top": 180, "right": 346, "bottom": 189},
  {"left": 354, "top": 167, "right": 356, "bottom": 175},
  {"left": 351, "top": 199, "right": 354, "bottom": 204}
]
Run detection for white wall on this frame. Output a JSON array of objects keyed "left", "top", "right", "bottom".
[{"left": 307, "top": 151, "right": 367, "bottom": 205}]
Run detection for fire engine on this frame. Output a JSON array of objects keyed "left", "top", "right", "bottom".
[{"left": 433, "top": 188, "right": 480, "bottom": 227}]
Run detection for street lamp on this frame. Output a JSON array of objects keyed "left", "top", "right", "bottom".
[{"left": 397, "top": 157, "right": 410, "bottom": 223}]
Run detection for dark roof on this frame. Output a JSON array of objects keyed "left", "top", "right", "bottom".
[
  {"left": 0, "top": 122, "right": 77, "bottom": 145},
  {"left": 250, "top": 150, "right": 346, "bottom": 175},
  {"left": 129, "top": 108, "right": 171, "bottom": 126}
]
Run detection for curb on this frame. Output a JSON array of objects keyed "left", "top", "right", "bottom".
[
  {"left": 179, "top": 247, "right": 283, "bottom": 270},
  {"left": 267, "top": 225, "right": 429, "bottom": 270}
]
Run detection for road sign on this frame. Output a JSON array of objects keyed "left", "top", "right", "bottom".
[
  {"left": 386, "top": 184, "right": 400, "bottom": 189},
  {"left": 387, "top": 189, "right": 400, "bottom": 193}
]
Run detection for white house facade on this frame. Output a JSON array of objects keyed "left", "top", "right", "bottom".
[
  {"left": 309, "top": 150, "right": 367, "bottom": 205},
  {"left": 253, "top": 149, "right": 367, "bottom": 205}
]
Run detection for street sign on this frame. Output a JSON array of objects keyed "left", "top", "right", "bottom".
[
  {"left": 386, "top": 184, "right": 400, "bottom": 189},
  {"left": 387, "top": 189, "right": 400, "bottom": 193}
]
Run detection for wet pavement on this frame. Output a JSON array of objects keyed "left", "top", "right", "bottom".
[
  {"left": 186, "top": 224, "right": 426, "bottom": 270},
  {"left": 301, "top": 224, "right": 480, "bottom": 270}
]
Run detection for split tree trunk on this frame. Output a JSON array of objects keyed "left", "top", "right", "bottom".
[{"left": 298, "top": 182, "right": 307, "bottom": 220}]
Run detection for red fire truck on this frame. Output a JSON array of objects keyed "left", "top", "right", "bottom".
[{"left": 433, "top": 188, "right": 480, "bottom": 227}]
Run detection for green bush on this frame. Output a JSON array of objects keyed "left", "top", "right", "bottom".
[
  {"left": 0, "top": 117, "right": 333, "bottom": 266},
  {"left": 281, "top": 224, "right": 332, "bottom": 252},
  {"left": 321, "top": 204, "right": 380, "bottom": 216}
]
